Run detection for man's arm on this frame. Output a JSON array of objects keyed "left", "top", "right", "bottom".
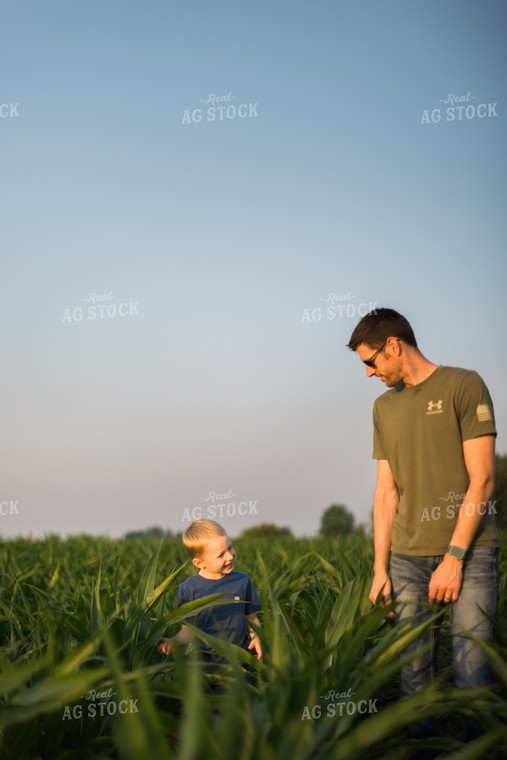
[
  {"left": 428, "top": 434, "right": 495, "bottom": 604},
  {"left": 370, "top": 459, "right": 399, "bottom": 609}
]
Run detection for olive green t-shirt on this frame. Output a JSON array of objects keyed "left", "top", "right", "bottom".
[{"left": 372, "top": 365, "right": 497, "bottom": 555}]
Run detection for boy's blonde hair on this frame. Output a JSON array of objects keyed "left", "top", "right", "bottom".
[{"left": 182, "top": 519, "right": 227, "bottom": 559}]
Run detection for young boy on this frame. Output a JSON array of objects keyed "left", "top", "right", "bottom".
[{"left": 158, "top": 519, "right": 262, "bottom": 663}]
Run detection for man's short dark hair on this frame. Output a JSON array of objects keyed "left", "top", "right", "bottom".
[{"left": 347, "top": 307, "right": 418, "bottom": 351}]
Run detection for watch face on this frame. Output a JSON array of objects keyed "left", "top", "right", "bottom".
[{"left": 448, "top": 546, "right": 465, "bottom": 560}]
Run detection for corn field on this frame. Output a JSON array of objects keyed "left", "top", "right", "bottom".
[{"left": 0, "top": 533, "right": 506, "bottom": 760}]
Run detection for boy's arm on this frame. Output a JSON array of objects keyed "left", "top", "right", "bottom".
[
  {"left": 246, "top": 613, "right": 262, "bottom": 660},
  {"left": 158, "top": 624, "right": 194, "bottom": 656}
]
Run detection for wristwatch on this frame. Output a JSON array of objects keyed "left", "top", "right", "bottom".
[{"left": 447, "top": 545, "right": 466, "bottom": 560}]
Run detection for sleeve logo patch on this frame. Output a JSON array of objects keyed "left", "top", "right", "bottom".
[{"left": 477, "top": 404, "right": 493, "bottom": 422}]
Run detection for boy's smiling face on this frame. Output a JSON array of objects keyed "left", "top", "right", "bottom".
[{"left": 193, "top": 534, "right": 236, "bottom": 579}]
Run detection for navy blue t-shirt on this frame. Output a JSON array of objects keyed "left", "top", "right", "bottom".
[{"left": 177, "top": 570, "right": 262, "bottom": 660}]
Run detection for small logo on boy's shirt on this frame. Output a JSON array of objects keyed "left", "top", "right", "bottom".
[{"left": 426, "top": 399, "right": 443, "bottom": 415}]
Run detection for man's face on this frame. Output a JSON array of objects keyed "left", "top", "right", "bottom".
[
  {"left": 194, "top": 534, "right": 236, "bottom": 579},
  {"left": 356, "top": 340, "right": 403, "bottom": 388}
]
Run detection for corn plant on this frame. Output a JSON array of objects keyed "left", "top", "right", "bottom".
[{"left": 0, "top": 533, "right": 505, "bottom": 759}]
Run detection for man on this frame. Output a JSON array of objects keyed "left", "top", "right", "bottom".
[{"left": 347, "top": 307, "right": 497, "bottom": 739}]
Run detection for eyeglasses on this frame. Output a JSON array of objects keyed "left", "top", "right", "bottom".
[{"left": 363, "top": 340, "right": 388, "bottom": 368}]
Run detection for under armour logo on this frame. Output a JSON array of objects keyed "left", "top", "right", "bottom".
[{"left": 427, "top": 399, "right": 443, "bottom": 413}]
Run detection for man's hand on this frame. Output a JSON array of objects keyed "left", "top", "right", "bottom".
[
  {"left": 248, "top": 634, "right": 262, "bottom": 661},
  {"left": 428, "top": 555, "right": 463, "bottom": 604},
  {"left": 369, "top": 571, "right": 396, "bottom": 618},
  {"left": 157, "top": 637, "right": 173, "bottom": 656}
]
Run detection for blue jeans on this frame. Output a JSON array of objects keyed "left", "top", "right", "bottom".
[{"left": 390, "top": 546, "right": 498, "bottom": 698}]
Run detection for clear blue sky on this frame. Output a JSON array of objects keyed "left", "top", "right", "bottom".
[{"left": 1, "top": 0, "right": 506, "bottom": 538}]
